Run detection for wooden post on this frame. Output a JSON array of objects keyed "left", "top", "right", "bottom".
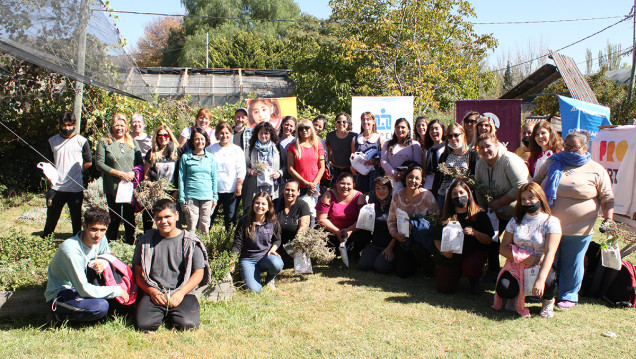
[
  {"left": 628, "top": 2, "right": 636, "bottom": 104},
  {"left": 72, "top": 0, "right": 90, "bottom": 133}
]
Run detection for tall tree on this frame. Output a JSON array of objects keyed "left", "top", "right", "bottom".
[
  {"left": 503, "top": 62, "right": 514, "bottom": 92},
  {"left": 130, "top": 16, "right": 183, "bottom": 67}
]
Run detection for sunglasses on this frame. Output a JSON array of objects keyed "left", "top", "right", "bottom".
[
  {"left": 464, "top": 119, "right": 476, "bottom": 125},
  {"left": 448, "top": 133, "right": 462, "bottom": 139},
  {"left": 336, "top": 120, "right": 348, "bottom": 124},
  {"left": 299, "top": 126, "right": 311, "bottom": 131},
  {"left": 157, "top": 133, "right": 170, "bottom": 138}
]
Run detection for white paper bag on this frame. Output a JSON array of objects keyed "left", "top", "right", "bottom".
[
  {"left": 524, "top": 266, "right": 540, "bottom": 296},
  {"left": 115, "top": 181, "right": 134, "bottom": 204},
  {"left": 37, "top": 162, "right": 58, "bottom": 186},
  {"left": 487, "top": 210, "right": 499, "bottom": 242},
  {"left": 293, "top": 251, "right": 313, "bottom": 274},
  {"left": 601, "top": 245, "right": 622, "bottom": 271},
  {"left": 350, "top": 152, "right": 374, "bottom": 175},
  {"left": 441, "top": 221, "right": 464, "bottom": 254},
  {"left": 356, "top": 203, "right": 375, "bottom": 232},
  {"left": 396, "top": 208, "right": 410, "bottom": 237},
  {"left": 256, "top": 169, "right": 274, "bottom": 187},
  {"left": 339, "top": 242, "right": 349, "bottom": 267}
]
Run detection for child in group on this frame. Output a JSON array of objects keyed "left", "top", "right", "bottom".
[{"left": 247, "top": 98, "right": 282, "bottom": 129}]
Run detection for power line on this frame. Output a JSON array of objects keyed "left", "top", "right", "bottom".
[{"left": 102, "top": 9, "right": 632, "bottom": 26}]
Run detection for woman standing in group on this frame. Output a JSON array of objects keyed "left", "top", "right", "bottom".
[
  {"left": 527, "top": 120, "right": 562, "bottom": 177},
  {"left": 142, "top": 124, "right": 180, "bottom": 232},
  {"left": 131, "top": 114, "right": 153, "bottom": 158},
  {"left": 276, "top": 180, "right": 310, "bottom": 265},
  {"left": 326, "top": 113, "right": 357, "bottom": 187},
  {"left": 243, "top": 122, "right": 286, "bottom": 213},
  {"left": 278, "top": 115, "right": 297, "bottom": 150},
  {"left": 287, "top": 119, "right": 325, "bottom": 224},
  {"left": 316, "top": 172, "right": 366, "bottom": 255},
  {"left": 413, "top": 116, "right": 429, "bottom": 172},
  {"left": 494, "top": 182, "right": 561, "bottom": 318},
  {"left": 207, "top": 121, "right": 246, "bottom": 228},
  {"left": 358, "top": 176, "right": 394, "bottom": 274},
  {"left": 381, "top": 118, "right": 422, "bottom": 193},
  {"left": 431, "top": 123, "right": 478, "bottom": 207},
  {"left": 178, "top": 128, "right": 218, "bottom": 234},
  {"left": 96, "top": 113, "right": 143, "bottom": 244},
  {"left": 436, "top": 180, "right": 493, "bottom": 294},
  {"left": 178, "top": 108, "right": 215, "bottom": 148},
  {"left": 533, "top": 131, "right": 614, "bottom": 309},
  {"left": 461, "top": 111, "right": 479, "bottom": 146},
  {"left": 475, "top": 133, "right": 529, "bottom": 280},
  {"left": 423, "top": 119, "right": 446, "bottom": 190},
  {"left": 387, "top": 165, "right": 438, "bottom": 278},
  {"left": 232, "top": 192, "right": 283, "bottom": 292},
  {"left": 471, "top": 116, "right": 497, "bottom": 147},
  {"left": 350, "top": 112, "right": 384, "bottom": 194}
]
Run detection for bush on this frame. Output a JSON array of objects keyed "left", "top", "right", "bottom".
[
  {"left": 0, "top": 231, "right": 57, "bottom": 291},
  {"left": 199, "top": 224, "right": 237, "bottom": 284}
]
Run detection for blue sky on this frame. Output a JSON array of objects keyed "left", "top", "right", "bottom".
[{"left": 107, "top": 0, "right": 634, "bottom": 72}]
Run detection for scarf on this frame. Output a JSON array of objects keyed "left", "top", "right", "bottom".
[
  {"left": 254, "top": 140, "right": 275, "bottom": 168},
  {"left": 543, "top": 151, "right": 591, "bottom": 207}
]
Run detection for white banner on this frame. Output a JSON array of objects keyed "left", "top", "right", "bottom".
[
  {"left": 591, "top": 125, "right": 636, "bottom": 218},
  {"left": 351, "top": 96, "right": 414, "bottom": 141}
]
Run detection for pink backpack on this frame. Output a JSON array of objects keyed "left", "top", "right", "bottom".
[{"left": 93, "top": 254, "right": 137, "bottom": 305}]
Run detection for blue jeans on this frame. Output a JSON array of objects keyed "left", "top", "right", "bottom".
[
  {"left": 239, "top": 254, "right": 284, "bottom": 292},
  {"left": 48, "top": 289, "right": 109, "bottom": 322},
  {"left": 555, "top": 234, "right": 592, "bottom": 302},
  {"left": 358, "top": 243, "right": 394, "bottom": 274},
  {"left": 211, "top": 192, "right": 239, "bottom": 228}
]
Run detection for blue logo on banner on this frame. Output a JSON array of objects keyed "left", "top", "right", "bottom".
[
  {"left": 558, "top": 96, "right": 611, "bottom": 147},
  {"left": 376, "top": 108, "right": 392, "bottom": 130}
]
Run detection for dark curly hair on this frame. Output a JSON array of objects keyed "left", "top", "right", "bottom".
[{"left": 249, "top": 121, "right": 279, "bottom": 152}]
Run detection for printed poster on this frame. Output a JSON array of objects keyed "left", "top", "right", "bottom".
[
  {"left": 455, "top": 99, "right": 522, "bottom": 151},
  {"left": 351, "top": 96, "right": 415, "bottom": 141},
  {"left": 246, "top": 97, "right": 298, "bottom": 130}
]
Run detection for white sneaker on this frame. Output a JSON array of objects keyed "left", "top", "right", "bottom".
[
  {"left": 540, "top": 299, "right": 555, "bottom": 318},
  {"left": 265, "top": 279, "right": 276, "bottom": 290}
]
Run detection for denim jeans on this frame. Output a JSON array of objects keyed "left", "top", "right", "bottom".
[
  {"left": 555, "top": 234, "right": 592, "bottom": 302},
  {"left": 48, "top": 289, "right": 109, "bottom": 322},
  {"left": 211, "top": 192, "right": 239, "bottom": 228},
  {"left": 239, "top": 254, "right": 284, "bottom": 292}
]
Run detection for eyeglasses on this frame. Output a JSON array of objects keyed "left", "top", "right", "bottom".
[
  {"left": 564, "top": 143, "right": 583, "bottom": 152},
  {"left": 298, "top": 126, "right": 311, "bottom": 131},
  {"left": 448, "top": 133, "right": 462, "bottom": 139},
  {"left": 157, "top": 133, "right": 170, "bottom": 138},
  {"left": 336, "top": 120, "right": 348, "bottom": 124}
]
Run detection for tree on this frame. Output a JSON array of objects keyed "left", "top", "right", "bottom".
[
  {"left": 322, "top": 0, "right": 497, "bottom": 112},
  {"left": 130, "top": 16, "right": 184, "bottom": 67},
  {"left": 503, "top": 62, "right": 514, "bottom": 92}
]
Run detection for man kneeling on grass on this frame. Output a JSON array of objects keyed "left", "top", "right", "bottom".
[
  {"left": 45, "top": 207, "right": 129, "bottom": 322},
  {"left": 133, "top": 198, "right": 211, "bottom": 331}
]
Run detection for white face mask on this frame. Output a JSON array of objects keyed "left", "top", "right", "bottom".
[{"left": 448, "top": 141, "right": 463, "bottom": 150}]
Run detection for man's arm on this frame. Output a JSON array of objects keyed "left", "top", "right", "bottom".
[
  {"left": 60, "top": 248, "right": 122, "bottom": 299},
  {"left": 134, "top": 265, "right": 167, "bottom": 306}
]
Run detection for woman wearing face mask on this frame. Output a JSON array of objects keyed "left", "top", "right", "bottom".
[
  {"left": 493, "top": 182, "right": 561, "bottom": 318},
  {"left": 533, "top": 131, "right": 614, "bottom": 309},
  {"left": 431, "top": 123, "right": 478, "bottom": 208},
  {"left": 207, "top": 121, "right": 246, "bottom": 228},
  {"left": 381, "top": 118, "right": 422, "bottom": 193},
  {"left": 358, "top": 177, "right": 394, "bottom": 273},
  {"left": 514, "top": 122, "right": 536, "bottom": 162},
  {"left": 527, "top": 120, "right": 563, "bottom": 177},
  {"left": 436, "top": 180, "right": 493, "bottom": 295},
  {"left": 423, "top": 119, "right": 446, "bottom": 190},
  {"left": 387, "top": 165, "right": 439, "bottom": 278}
]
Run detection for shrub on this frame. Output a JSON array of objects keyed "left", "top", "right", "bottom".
[{"left": 0, "top": 231, "right": 57, "bottom": 291}]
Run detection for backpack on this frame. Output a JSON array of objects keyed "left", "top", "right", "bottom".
[
  {"left": 582, "top": 241, "right": 636, "bottom": 308},
  {"left": 87, "top": 253, "right": 137, "bottom": 305}
]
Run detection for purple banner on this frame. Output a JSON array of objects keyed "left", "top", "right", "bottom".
[{"left": 456, "top": 99, "right": 522, "bottom": 151}]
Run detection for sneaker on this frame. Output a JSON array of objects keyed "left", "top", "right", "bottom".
[
  {"left": 556, "top": 300, "right": 577, "bottom": 309},
  {"left": 505, "top": 297, "right": 517, "bottom": 312},
  {"left": 265, "top": 279, "right": 276, "bottom": 290},
  {"left": 540, "top": 299, "right": 555, "bottom": 318}
]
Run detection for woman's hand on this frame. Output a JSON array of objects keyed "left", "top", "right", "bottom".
[
  {"left": 487, "top": 199, "right": 502, "bottom": 211},
  {"left": 118, "top": 170, "right": 134, "bottom": 182},
  {"left": 382, "top": 245, "right": 394, "bottom": 261},
  {"left": 270, "top": 171, "right": 281, "bottom": 180},
  {"left": 532, "top": 277, "right": 546, "bottom": 298},
  {"left": 463, "top": 227, "right": 475, "bottom": 236},
  {"left": 249, "top": 169, "right": 261, "bottom": 176},
  {"left": 267, "top": 248, "right": 281, "bottom": 257},
  {"left": 234, "top": 186, "right": 242, "bottom": 197},
  {"left": 523, "top": 254, "right": 541, "bottom": 267},
  {"left": 335, "top": 230, "right": 345, "bottom": 243},
  {"left": 393, "top": 233, "right": 406, "bottom": 242},
  {"left": 441, "top": 251, "right": 453, "bottom": 259}
]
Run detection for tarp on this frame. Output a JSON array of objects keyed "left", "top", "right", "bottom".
[
  {"left": 558, "top": 96, "right": 611, "bottom": 147},
  {"left": 351, "top": 96, "right": 414, "bottom": 141},
  {"left": 455, "top": 99, "right": 522, "bottom": 151},
  {"left": 591, "top": 125, "right": 636, "bottom": 219}
]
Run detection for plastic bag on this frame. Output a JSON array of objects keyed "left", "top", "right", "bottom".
[
  {"left": 339, "top": 242, "right": 349, "bottom": 267},
  {"left": 487, "top": 210, "right": 499, "bottom": 242},
  {"left": 441, "top": 221, "right": 464, "bottom": 254},
  {"left": 356, "top": 203, "right": 376, "bottom": 232},
  {"left": 601, "top": 245, "right": 622, "bottom": 271},
  {"left": 350, "top": 151, "right": 374, "bottom": 175},
  {"left": 396, "top": 208, "right": 410, "bottom": 237},
  {"left": 37, "top": 162, "right": 58, "bottom": 186},
  {"left": 283, "top": 244, "right": 313, "bottom": 274},
  {"left": 524, "top": 266, "right": 539, "bottom": 296},
  {"left": 257, "top": 169, "right": 274, "bottom": 187}
]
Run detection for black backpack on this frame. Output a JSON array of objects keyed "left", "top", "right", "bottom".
[{"left": 582, "top": 241, "right": 636, "bottom": 308}]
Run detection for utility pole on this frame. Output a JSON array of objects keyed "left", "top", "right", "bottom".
[
  {"left": 72, "top": 0, "right": 89, "bottom": 133},
  {"left": 206, "top": 32, "right": 209, "bottom": 68},
  {"left": 628, "top": 2, "right": 636, "bottom": 103}
]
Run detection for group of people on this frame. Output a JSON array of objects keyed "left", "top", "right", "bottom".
[{"left": 43, "top": 108, "right": 614, "bottom": 330}]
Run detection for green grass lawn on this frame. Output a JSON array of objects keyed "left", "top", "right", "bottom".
[{"left": 1, "top": 196, "right": 635, "bottom": 358}]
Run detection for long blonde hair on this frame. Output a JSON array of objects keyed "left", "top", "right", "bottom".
[
  {"left": 148, "top": 124, "right": 179, "bottom": 165},
  {"left": 103, "top": 113, "right": 135, "bottom": 148},
  {"left": 294, "top": 119, "right": 320, "bottom": 160}
]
